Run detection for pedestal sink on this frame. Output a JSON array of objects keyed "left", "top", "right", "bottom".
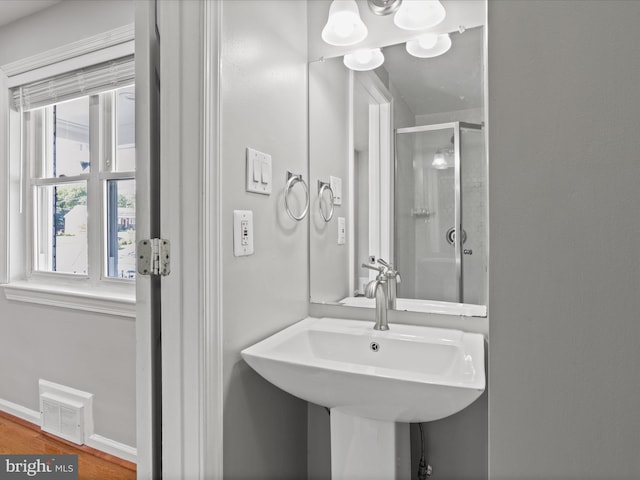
[{"left": 241, "top": 317, "right": 485, "bottom": 479}]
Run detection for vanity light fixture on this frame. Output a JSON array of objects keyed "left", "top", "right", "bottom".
[
  {"left": 393, "top": 0, "right": 446, "bottom": 31},
  {"left": 406, "top": 33, "right": 452, "bottom": 58},
  {"left": 343, "top": 48, "right": 385, "bottom": 71},
  {"left": 322, "top": 0, "right": 368, "bottom": 46}
]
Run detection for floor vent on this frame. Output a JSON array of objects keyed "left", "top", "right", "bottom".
[
  {"left": 40, "top": 393, "right": 84, "bottom": 444},
  {"left": 38, "top": 380, "right": 93, "bottom": 446}
]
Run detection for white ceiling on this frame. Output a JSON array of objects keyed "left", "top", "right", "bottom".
[
  {"left": 383, "top": 25, "right": 484, "bottom": 116},
  {"left": 0, "top": 0, "right": 62, "bottom": 28}
]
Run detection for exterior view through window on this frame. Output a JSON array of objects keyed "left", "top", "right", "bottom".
[{"left": 28, "top": 85, "right": 136, "bottom": 279}]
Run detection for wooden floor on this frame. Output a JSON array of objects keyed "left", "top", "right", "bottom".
[{"left": 0, "top": 412, "right": 136, "bottom": 480}]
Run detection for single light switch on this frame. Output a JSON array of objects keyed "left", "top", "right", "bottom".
[
  {"left": 233, "top": 210, "right": 254, "bottom": 256},
  {"left": 246, "top": 148, "right": 272, "bottom": 195},
  {"left": 337, "top": 216, "right": 346, "bottom": 245}
]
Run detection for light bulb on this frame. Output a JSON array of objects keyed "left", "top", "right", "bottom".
[
  {"left": 343, "top": 48, "right": 384, "bottom": 71},
  {"left": 322, "top": 0, "right": 368, "bottom": 46},
  {"left": 418, "top": 33, "right": 438, "bottom": 50},
  {"left": 432, "top": 149, "right": 449, "bottom": 169},
  {"left": 406, "top": 33, "right": 452, "bottom": 58},
  {"left": 333, "top": 16, "right": 356, "bottom": 38},
  {"left": 394, "top": 0, "right": 446, "bottom": 31},
  {"left": 353, "top": 49, "right": 373, "bottom": 64}
]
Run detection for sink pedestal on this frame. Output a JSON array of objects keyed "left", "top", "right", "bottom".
[{"left": 330, "top": 409, "right": 410, "bottom": 480}]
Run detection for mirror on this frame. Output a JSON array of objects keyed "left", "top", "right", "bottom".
[{"left": 309, "top": 1, "right": 487, "bottom": 316}]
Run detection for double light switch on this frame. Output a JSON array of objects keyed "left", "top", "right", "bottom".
[{"left": 246, "top": 147, "right": 272, "bottom": 195}]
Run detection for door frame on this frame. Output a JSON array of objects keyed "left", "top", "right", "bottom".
[
  {"left": 348, "top": 70, "right": 394, "bottom": 292},
  {"left": 137, "top": 0, "right": 223, "bottom": 478}
]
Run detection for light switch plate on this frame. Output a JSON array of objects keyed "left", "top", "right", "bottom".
[
  {"left": 246, "top": 148, "right": 272, "bottom": 195},
  {"left": 330, "top": 176, "right": 342, "bottom": 205},
  {"left": 233, "top": 210, "right": 254, "bottom": 256}
]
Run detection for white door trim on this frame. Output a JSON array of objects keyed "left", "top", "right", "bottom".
[
  {"left": 158, "top": 0, "right": 223, "bottom": 478},
  {"left": 350, "top": 71, "right": 394, "bottom": 288},
  {"left": 201, "top": 1, "right": 224, "bottom": 478}
]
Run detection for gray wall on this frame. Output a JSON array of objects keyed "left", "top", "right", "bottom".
[
  {"left": 0, "top": 0, "right": 136, "bottom": 448},
  {"left": 220, "top": 1, "right": 310, "bottom": 478},
  {"left": 489, "top": 1, "right": 640, "bottom": 479},
  {"left": 0, "top": 300, "right": 136, "bottom": 446},
  {"left": 0, "top": 0, "right": 133, "bottom": 66}
]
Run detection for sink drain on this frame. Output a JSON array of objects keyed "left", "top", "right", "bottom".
[{"left": 370, "top": 342, "right": 380, "bottom": 352}]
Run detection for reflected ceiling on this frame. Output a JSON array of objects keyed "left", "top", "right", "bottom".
[{"left": 382, "top": 26, "right": 483, "bottom": 117}]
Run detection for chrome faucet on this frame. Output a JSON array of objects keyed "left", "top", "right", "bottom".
[
  {"left": 365, "top": 275, "right": 388, "bottom": 331},
  {"left": 362, "top": 259, "right": 401, "bottom": 331}
]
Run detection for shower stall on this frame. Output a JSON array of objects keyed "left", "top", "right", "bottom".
[{"left": 395, "top": 122, "right": 486, "bottom": 306}]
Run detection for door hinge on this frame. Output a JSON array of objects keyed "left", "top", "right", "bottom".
[{"left": 138, "top": 239, "right": 171, "bottom": 276}]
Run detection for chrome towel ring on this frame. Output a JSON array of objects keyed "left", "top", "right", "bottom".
[
  {"left": 284, "top": 171, "right": 309, "bottom": 221},
  {"left": 317, "top": 180, "right": 335, "bottom": 222}
]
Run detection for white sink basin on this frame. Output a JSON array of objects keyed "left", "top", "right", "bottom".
[{"left": 241, "top": 317, "right": 485, "bottom": 423}]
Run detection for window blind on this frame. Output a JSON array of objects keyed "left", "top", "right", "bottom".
[{"left": 12, "top": 55, "right": 134, "bottom": 111}]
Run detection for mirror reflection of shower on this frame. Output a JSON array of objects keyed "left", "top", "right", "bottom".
[{"left": 395, "top": 122, "right": 486, "bottom": 306}]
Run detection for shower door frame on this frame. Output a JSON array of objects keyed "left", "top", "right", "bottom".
[{"left": 395, "top": 121, "right": 482, "bottom": 303}]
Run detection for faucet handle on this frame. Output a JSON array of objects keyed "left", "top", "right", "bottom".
[
  {"left": 362, "top": 263, "right": 387, "bottom": 281},
  {"left": 377, "top": 258, "right": 398, "bottom": 273},
  {"left": 362, "top": 263, "right": 385, "bottom": 274},
  {"left": 377, "top": 258, "right": 392, "bottom": 269},
  {"left": 377, "top": 258, "right": 400, "bottom": 280}
]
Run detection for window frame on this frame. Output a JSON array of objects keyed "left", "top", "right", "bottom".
[
  {"left": 0, "top": 27, "right": 136, "bottom": 316},
  {"left": 26, "top": 90, "right": 136, "bottom": 284}
]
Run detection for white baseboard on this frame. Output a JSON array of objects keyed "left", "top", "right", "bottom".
[
  {"left": 0, "top": 398, "right": 137, "bottom": 464},
  {"left": 0, "top": 398, "right": 40, "bottom": 425},
  {"left": 86, "top": 434, "right": 137, "bottom": 464}
]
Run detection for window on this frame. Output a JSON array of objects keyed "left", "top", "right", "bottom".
[
  {"left": 3, "top": 54, "right": 136, "bottom": 306},
  {"left": 1, "top": 34, "right": 136, "bottom": 314},
  {"left": 25, "top": 85, "right": 136, "bottom": 281}
]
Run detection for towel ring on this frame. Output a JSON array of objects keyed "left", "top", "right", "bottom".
[
  {"left": 317, "top": 180, "right": 335, "bottom": 222},
  {"left": 284, "top": 171, "right": 309, "bottom": 221}
]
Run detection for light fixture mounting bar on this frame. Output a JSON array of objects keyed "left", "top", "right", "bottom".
[{"left": 367, "top": 0, "right": 403, "bottom": 16}]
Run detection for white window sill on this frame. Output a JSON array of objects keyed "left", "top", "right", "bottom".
[{"left": 2, "top": 281, "right": 135, "bottom": 318}]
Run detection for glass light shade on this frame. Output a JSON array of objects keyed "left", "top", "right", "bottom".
[
  {"left": 406, "top": 33, "right": 452, "bottom": 58},
  {"left": 432, "top": 149, "right": 450, "bottom": 169},
  {"left": 417, "top": 33, "right": 438, "bottom": 49},
  {"left": 394, "top": 0, "right": 446, "bottom": 31},
  {"left": 343, "top": 48, "right": 384, "bottom": 71},
  {"left": 322, "top": 0, "right": 368, "bottom": 46}
]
